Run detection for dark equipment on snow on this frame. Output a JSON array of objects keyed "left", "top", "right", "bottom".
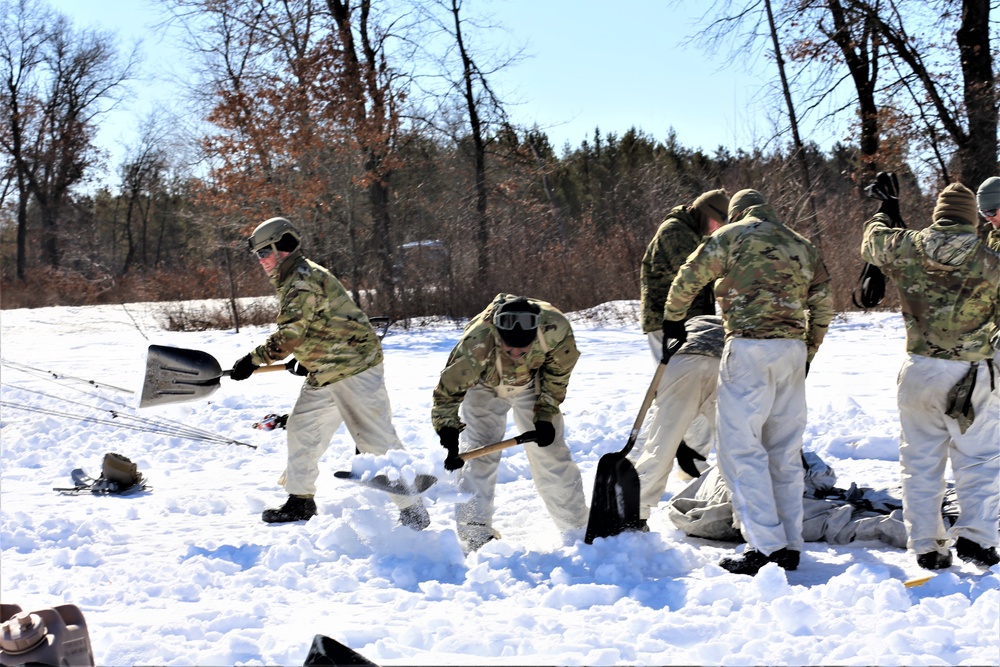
[
  {"left": 303, "top": 634, "right": 377, "bottom": 666},
  {"left": 54, "top": 453, "right": 150, "bottom": 495},
  {"left": 585, "top": 342, "right": 681, "bottom": 544},
  {"left": 333, "top": 432, "right": 538, "bottom": 496},
  {"left": 853, "top": 171, "right": 906, "bottom": 309},
  {"left": 0, "top": 603, "right": 95, "bottom": 667},
  {"left": 139, "top": 344, "right": 285, "bottom": 408}
]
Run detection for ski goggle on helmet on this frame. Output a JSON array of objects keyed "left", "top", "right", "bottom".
[{"left": 494, "top": 310, "right": 539, "bottom": 331}]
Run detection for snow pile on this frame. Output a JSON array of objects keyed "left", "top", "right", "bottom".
[{"left": 1, "top": 303, "right": 997, "bottom": 665}]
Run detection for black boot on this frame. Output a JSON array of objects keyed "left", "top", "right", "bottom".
[
  {"left": 719, "top": 549, "right": 770, "bottom": 575},
  {"left": 770, "top": 548, "right": 800, "bottom": 571},
  {"left": 399, "top": 502, "right": 430, "bottom": 531},
  {"left": 720, "top": 548, "right": 799, "bottom": 575},
  {"left": 955, "top": 537, "right": 1000, "bottom": 567},
  {"left": 916, "top": 550, "right": 953, "bottom": 570},
  {"left": 262, "top": 495, "right": 317, "bottom": 523}
]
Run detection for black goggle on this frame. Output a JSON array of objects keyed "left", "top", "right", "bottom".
[
  {"left": 254, "top": 246, "right": 274, "bottom": 260},
  {"left": 981, "top": 209, "right": 998, "bottom": 219},
  {"left": 494, "top": 311, "right": 539, "bottom": 331}
]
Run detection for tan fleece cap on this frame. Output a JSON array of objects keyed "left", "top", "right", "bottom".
[
  {"left": 728, "top": 189, "right": 767, "bottom": 221},
  {"left": 933, "top": 183, "right": 977, "bottom": 225},
  {"left": 692, "top": 189, "right": 730, "bottom": 225}
]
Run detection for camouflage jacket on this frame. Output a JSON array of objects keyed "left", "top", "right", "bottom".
[
  {"left": 862, "top": 212, "right": 1000, "bottom": 361},
  {"left": 640, "top": 206, "right": 715, "bottom": 333},
  {"left": 250, "top": 252, "right": 383, "bottom": 386},
  {"left": 664, "top": 204, "right": 835, "bottom": 362},
  {"left": 432, "top": 293, "right": 580, "bottom": 432}
]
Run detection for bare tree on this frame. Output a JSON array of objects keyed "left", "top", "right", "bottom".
[{"left": 0, "top": 0, "right": 135, "bottom": 275}]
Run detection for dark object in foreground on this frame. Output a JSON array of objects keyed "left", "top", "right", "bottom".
[{"left": 303, "top": 634, "right": 378, "bottom": 666}]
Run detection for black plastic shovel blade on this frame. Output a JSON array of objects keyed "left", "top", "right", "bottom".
[
  {"left": 584, "top": 451, "right": 642, "bottom": 544},
  {"left": 139, "top": 344, "right": 225, "bottom": 408},
  {"left": 303, "top": 634, "right": 378, "bottom": 666}
]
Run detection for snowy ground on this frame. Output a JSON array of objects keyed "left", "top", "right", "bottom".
[{"left": 1, "top": 300, "right": 997, "bottom": 666}]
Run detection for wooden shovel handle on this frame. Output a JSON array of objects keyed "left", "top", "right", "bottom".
[
  {"left": 221, "top": 364, "right": 288, "bottom": 377},
  {"left": 460, "top": 431, "right": 538, "bottom": 461}
]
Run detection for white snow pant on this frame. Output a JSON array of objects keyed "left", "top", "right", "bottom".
[
  {"left": 897, "top": 354, "right": 1000, "bottom": 555},
  {"left": 715, "top": 338, "right": 808, "bottom": 555},
  {"left": 631, "top": 331, "right": 719, "bottom": 520},
  {"left": 284, "top": 363, "right": 419, "bottom": 510},
  {"left": 455, "top": 384, "right": 590, "bottom": 546}
]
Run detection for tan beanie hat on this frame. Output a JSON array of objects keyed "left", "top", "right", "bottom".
[
  {"left": 692, "top": 189, "right": 730, "bottom": 225},
  {"left": 932, "top": 183, "right": 977, "bottom": 225},
  {"left": 728, "top": 189, "right": 767, "bottom": 222}
]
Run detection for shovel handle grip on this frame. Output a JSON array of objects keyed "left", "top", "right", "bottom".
[
  {"left": 460, "top": 431, "right": 537, "bottom": 461},
  {"left": 221, "top": 364, "right": 288, "bottom": 377}
]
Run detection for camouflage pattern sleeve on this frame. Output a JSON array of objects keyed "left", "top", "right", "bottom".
[
  {"left": 663, "top": 235, "right": 727, "bottom": 323},
  {"left": 988, "top": 227, "right": 1000, "bottom": 252},
  {"left": 861, "top": 213, "right": 907, "bottom": 267},
  {"left": 431, "top": 325, "right": 492, "bottom": 432},
  {"left": 250, "top": 279, "right": 320, "bottom": 366},
  {"left": 534, "top": 315, "right": 580, "bottom": 421},
  {"left": 640, "top": 208, "right": 702, "bottom": 332},
  {"left": 805, "top": 258, "right": 834, "bottom": 362}
]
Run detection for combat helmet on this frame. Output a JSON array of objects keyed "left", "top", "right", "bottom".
[{"left": 248, "top": 217, "right": 300, "bottom": 256}]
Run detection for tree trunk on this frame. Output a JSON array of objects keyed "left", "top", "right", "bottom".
[
  {"left": 764, "top": 0, "right": 822, "bottom": 246},
  {"left": 955, "top": 0, "right": 997, "bottom": 188},
  {"left": 450, "top": 0, "right": 490, "bottom": 280}
]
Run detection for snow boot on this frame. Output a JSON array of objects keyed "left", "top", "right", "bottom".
[
  {"left": 459, "top": 522, "right": 500, "bottom": 552},
  {"left": 719, "top": 549, "right": 770, "bottom": 575},
  {"left": 399, "top": 502, "right": 430, "bottom": 531},
  {"left": 955, "top": 537, "right": 1000, "bottom": 567},
  {"left": 916, "top": 550, "right": 952, "bottom": 570},
  {"left": 720, "top": 548, "right": 799, "bottom": 575},
  {"left": 262, "top": 495, "right": 317, "bottom": 523}
]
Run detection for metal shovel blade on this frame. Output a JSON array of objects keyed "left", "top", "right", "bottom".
[{"left": 139, "top": 344, "right": 225, "bottom": 408}]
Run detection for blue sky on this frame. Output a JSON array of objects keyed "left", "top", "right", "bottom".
[{"left": 47, "top": 0, "right": 846, "bottom": 165}]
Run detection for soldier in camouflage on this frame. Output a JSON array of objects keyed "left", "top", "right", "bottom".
[
  {"left": 863, "top": 181, "right": 1000, "bottom": 570},
  {"left": 640, "top": 189, "right": 729, "bottom": 335},
  {"left": 977, "top": 176, "right": 1000, "bottom": 251},
  {"left": 664, "top": 189, "right": 834, "bottom": 576},
  {"left": 636, "top": 189, "right": 729, "bottom": 489},
  {"left": 432, "top": 294, "right": 589, "bottom": 551},
  {"left": 230, "top": 217, "right": 430, "bottom": 529},
  {"left": 629, "top": 315, "right": 724, "bottom": 527}
]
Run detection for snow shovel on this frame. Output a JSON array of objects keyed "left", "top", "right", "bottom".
[
  {"left": 139, "top": 344, "right": 285, "bottom": 408},
  {"left": 332, "top": 431, "right": 538, "bottom": 495},
  {"left": 584, "top": 341, "right": 681, "bottom": 544}
]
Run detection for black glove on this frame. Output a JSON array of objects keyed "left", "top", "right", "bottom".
[
  {"left": 675, "top": 441, "right": 707, "bottom": 478},
  {"left": 438, "top": 427, "right": 464, "bottom": 471},
  {"left": 865, "top": 171, "right": 903, "bottom": 226},
  {"left": 230, "top": 353, "right": 257, "bottom": 381},
  {"left": 534, "top": 420, "right": 556, "bottom": 447},
  {"left": 285, "top": 358, "right": 309, "bottom": 376},
  {"left": 662, "top": 319, "right": 688, "bottom": 360}
]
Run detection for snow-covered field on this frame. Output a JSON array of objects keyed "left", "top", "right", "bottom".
[{"left": 1, "top": 300, "right": 997, "bottom": 666}]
